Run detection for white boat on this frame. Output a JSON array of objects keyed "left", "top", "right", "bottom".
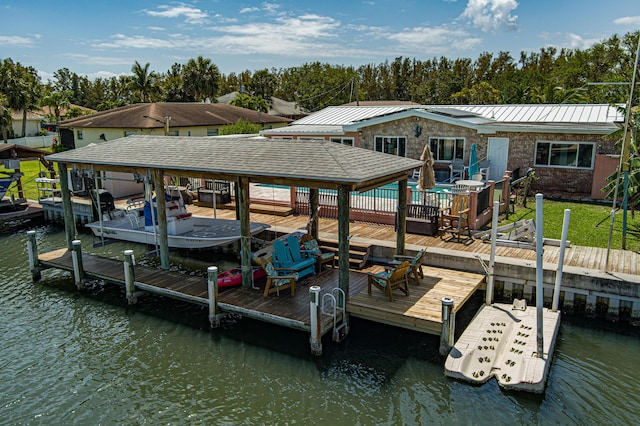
[{"left": 85, "top": 187, "right": 270, "bottom": 249}]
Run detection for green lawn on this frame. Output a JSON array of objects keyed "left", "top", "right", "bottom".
[
  {"left": 502, "top": 198, "right": 640, "bottom": 252},
  {"left": 1, "top": 148, "right": 52, "bottom": 201}
]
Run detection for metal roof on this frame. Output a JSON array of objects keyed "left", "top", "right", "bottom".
[
  {"left": 46, "top": 135, "right": 422, "bottom": 190},
  {"left": 262, "top": 103, "right": 623, "bottom": 136}
]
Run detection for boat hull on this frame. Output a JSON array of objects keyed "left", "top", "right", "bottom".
[{"left": 86, "top": 215, "right": 270, "bottom": 249}]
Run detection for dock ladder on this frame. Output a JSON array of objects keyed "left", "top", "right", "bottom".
[{"left": 322, "top": 288, "right": 349, "bottom": 342}]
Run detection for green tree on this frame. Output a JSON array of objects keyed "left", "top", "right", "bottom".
[
  {"left": 130, "top": 61, "right": 158, "bottom": 103},
  {"left": 0, "top": 93, "right": 11, "bottom": 143},
  {"left": 40, "top": 90, "right": 71, "bottom": 124},
  {"left": 218, "top": 119, "right": 262, "bottom": 135},
  {"left": 603, "top": 107, "right": 640, "bottom": 209},
  {"left": 229, "top": 93, "right": 269, "bottom": 112},
  {"left": 182, "top": 56, "right": 220, "bottom": 102}
]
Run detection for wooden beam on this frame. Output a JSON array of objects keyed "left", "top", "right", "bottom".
[
  {"left": 238, "top": 176, "right": 252, "bottom": 288},
  {"left": 338, "top": 185, "right": 350, "bottom": 299},
  {"left": 396, "top": 178, "right": 407, "bottom": 256},
  {"left": 152, "top": 169, "right": 170, "bottom": 270},
  {"left": 57, "top": 162, "right": 76, "bottom": 249}
]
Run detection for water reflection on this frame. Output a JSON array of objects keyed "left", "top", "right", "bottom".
[{"left": 1, "top": 225, "right": 639, "bottom": 424}]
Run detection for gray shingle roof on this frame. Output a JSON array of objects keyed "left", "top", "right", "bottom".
[{"left": 47, "top": 135, "right": 422, "bottom": 190}]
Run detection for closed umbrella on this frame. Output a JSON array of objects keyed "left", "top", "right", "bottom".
[
  {"left": 469, "top": 143, "right": 479, "bottom": 180},
  {"left": 417, "top": 143, "right": 436, "bottom": 191}
]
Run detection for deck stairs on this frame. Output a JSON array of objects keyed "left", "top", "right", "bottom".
[{"left": 319, "top": 238, "right": 371, "bottom": 269}]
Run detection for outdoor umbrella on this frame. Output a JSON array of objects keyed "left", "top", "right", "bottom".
[
  {"left": 417, "top": 143, "right": 436, "bottom": 191},
  {"left": 469, "top": 143, "right": 479, "bottom": 180}
]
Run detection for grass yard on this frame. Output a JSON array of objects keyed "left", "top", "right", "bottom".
[
  {"left": 503, "top": 198, "right": 640, "bottom": 252},
  {"left": 0, "top": 148, "right": 52, "bottom": 201}
]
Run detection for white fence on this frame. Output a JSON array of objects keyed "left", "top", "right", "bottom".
[{"left": 6, "top": 135, "right": 57, "bottom": 148}]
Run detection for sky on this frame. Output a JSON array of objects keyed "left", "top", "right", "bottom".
[{"left": 1, "top": 0, "right": 639, "bottom": 83}]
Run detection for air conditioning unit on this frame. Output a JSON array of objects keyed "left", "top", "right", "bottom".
[{"left": 3, "top": 159, "right": 20, "bottom": 170}]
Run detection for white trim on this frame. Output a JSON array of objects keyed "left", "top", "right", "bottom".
[{"left": 534, "top": 140, "right": 596, "bottom": 169}]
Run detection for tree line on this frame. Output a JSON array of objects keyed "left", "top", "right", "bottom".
[{"left": 1, "top": 30, "right": 638, "bottom": 141}]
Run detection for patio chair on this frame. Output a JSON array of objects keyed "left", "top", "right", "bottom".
[
  {"left": 440, "top": 194, "right": 472, "bottom": 243},
  {"left": 262, "top": 261, "right": 297, "bottom": 297},
  {"left": 367, "top": 261, "right": 411, "bottom": 302},
  {"left": 390, "top": 248, "right": 425, "bottom": 285},
  {"left": 273, "top": 239, "right": 316, "bottom": 280},
  {"left": 449, "top": 159, "right": 466, "bottom": 182},
  {"left": 300, "top": 236, "right": 336, "bottom": 273}
]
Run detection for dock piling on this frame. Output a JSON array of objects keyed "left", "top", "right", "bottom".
[
  {"left": 207, "top": 266, "right": 220, "bottom": 328},
  {"left": 71, "top": 240, "right": 85, "bottom": 290},
  {"left": 439, "top": 297, "right": 455, "bottom": 356},
  {"left": 26, "top": 230, "right": 41, "bottom": 281},
  {"left": 124, "top": 250, "right": 137, "bottom": 304},
  {"left": 309, "top": 285, "right": 322, "bottom": 356}
]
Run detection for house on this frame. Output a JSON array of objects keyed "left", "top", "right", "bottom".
[
  {"left": 58, "top": 102, "right": 292, "bottom": 149},
  {"left": 217, "top": 92, "right": 308, "bottom": 120},
  {"left": 261, "top": 104, "right": 623, "bottom": 197},
  {"left": 10, "top": 110, "right": 47, "bottom": 137}
]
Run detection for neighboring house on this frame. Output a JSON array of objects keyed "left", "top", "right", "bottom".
[
  {"left": 10, "top": 110, "right": 47, "bottom": 137},
  {"left": 58, "top": 102, "right": 292, "bottom": 149},
  {"left": 217, "top": 92, "right": 308, "bottom": 120},
  {"left": 261, "top": 104, "right": 623, "bottom": 197}
]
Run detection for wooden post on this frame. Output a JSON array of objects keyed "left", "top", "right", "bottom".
[
  {"left": 152, "top": 169, "right": 169, "bottom": 270},
  {"left": 238, "top": 177, "right": 252, "bottom": 288},
  {"left": 71, "top": 239, "right": 85, "bottom": 290},
  {"left": 486, "top": 201, "right": 499, "bottom": 305},
  {"left": 124, "top": 250, "right": 137, "bottom": 304},
  {"left": 207, "top": 266, "right": 220, "bottom": 328},
  {"left": 439, "top": 297, "right": 455, "bottom": 356},
  {"left": 57, "top": 162, "right": 76, "bottom": 249},
  {"left": 396, "top": 178, "right": 407, "bottom": 256},
  {"left": 26, "top": 230, "right": 41, "bottom": 281},
  {"left": 552, "top": 209, "right": 571, "bottom": 311},
  {"left": 309, "top": 285, "right": 322, "bottom": 356},
  {"left": 309, "top": 188, "right": 319, "bottom": 240},
  {"left": 337, "top": 185, "right": 350, "bottom": 299},
  {"left": 535, "top": 193, "right": 544, "bottom": 357}
]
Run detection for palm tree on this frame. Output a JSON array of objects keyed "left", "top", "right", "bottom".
[
  {"left": 130, "top": 61, "right": 158, "bottom": 103},
  {"left": 40, "top": 91, "right": 71, "bottom": 124},
  {"left": 0, "top": 93, "right": 11, "bottom": 143},
  {"left": 182, "top": 56, "right": 220, "bottom": 102}
]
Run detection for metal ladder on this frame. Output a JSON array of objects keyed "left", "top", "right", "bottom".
[{"left": 321, "top": 287, "right": 349, "bottom": 342}]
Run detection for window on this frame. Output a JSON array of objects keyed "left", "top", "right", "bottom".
[
  {"left": 167, "top": 130, "right": 179, "bottom": 136},
  {"left": 330, "top": 137, "right": 354, "bottom": 146},
  {"left": 374, "top": 136, "right": 407, "bottom": 156},
  {"left": 124, "top": 131, "right": 136, "bottom": 137},
  {"left": 207, "top": 128, "right": 218, "bottom": 136},
  {"left": 76, "top": 129, "right": 83, "bottom": 140},
  {"left": 535, "top": 141, "right": 595, "bottom": 169},
  {"left": 429, "top": 137, "right": 465, "bottom": 161}
]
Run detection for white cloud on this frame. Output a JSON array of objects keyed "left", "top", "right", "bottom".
[
  {"left": 62, "top": 53, "right": 137, "bottom": 66},
  {"left": 387, "top": 26, "right": 483, "bottom": 54},
  {"left": 614, "top": 16, "right": 640, "bottom": 26},
  {"left": 460, "top": 0, "right": 519, "bottom": 32},
  {"left": 144, "top": 4, "right": 208, "bottom": 24},
  {"left": 239, "top": 7, "right": 260, "bottom": 13},
  {"left": 0, "top": 35, "right": 36, "bottom": 46},
  {"left": 93, "top": 34, "right": 178, "bottom": 50},
  {"left": 147, "top": 26, "right": 166, "bottom": 31}
]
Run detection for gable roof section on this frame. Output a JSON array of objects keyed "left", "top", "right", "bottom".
[
  {"left": 46, "top": 135, "right": 422, "bottom": 190},
  {"left": 59, "top": 103, "right": 291, "bottom": 129}
]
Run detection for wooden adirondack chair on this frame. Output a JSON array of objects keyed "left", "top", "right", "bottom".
[
  {"left": 273, "top": 239, "right": 316, "bottom": 280},
  {"left": 262, "top": 261, "right": 297, "bottom": 297},
  {"left": 366, "top": 261, "right": 411, "bottom": 301},
  {"left": 391, "top": 248, "right": 425, "bottom": 285},
  {"left": 440, "top": 194, "right": 472, "bottom": 243}
]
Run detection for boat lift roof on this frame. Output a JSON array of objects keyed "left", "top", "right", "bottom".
[{"left": 46, "top": 135, "right": 423, "bottom": 191}]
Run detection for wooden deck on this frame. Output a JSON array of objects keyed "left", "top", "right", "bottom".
[
  {"left": 186, "top": 204, "right": 640, "bottom": 276},
  {"left": 37, "top": 248, "right": 482, "bottom": 338}
]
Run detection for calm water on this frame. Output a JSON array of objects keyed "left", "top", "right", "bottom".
[{"left": 1, "top": 224, "right": 639, "bottom": 425}]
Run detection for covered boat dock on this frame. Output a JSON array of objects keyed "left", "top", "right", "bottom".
[{"left": 33, "top": 135, "right": 484, "bottom": 354}]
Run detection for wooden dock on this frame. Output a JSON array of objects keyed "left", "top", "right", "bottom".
[{"left": 36, "top": 247, "right": 483, "bottom": 341}]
